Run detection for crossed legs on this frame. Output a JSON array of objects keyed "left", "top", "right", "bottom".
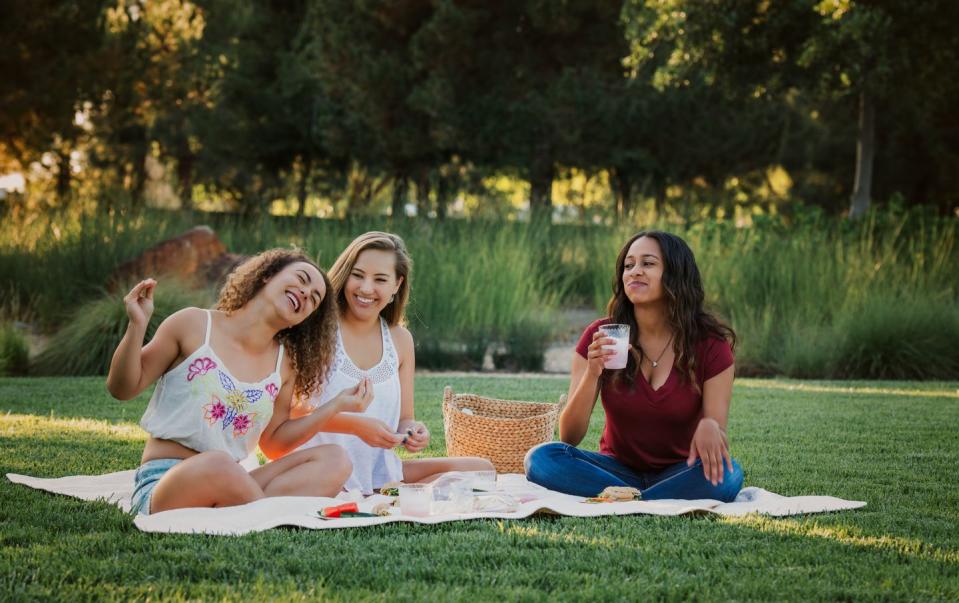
[{"left": 148, "top": 445, "right": 351, "bottom": 514}]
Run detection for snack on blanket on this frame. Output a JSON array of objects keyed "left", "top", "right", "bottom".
[
  {"left": 372, "top": 502, "right": 393, "bottom": 516},
  {"left": 379, "top": 481, "right": 403, "bottom": 496},
  {"left": 585, "top": 486, "right": 642, "bottom": 503},
  {"left": 321, "top": 502, "right": 359, "bottom": 518}
]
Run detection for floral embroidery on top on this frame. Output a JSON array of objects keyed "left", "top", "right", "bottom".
[
  {"left": 202, "top": 393, "right": 259, "bottom": 438},
  {"left": 217, "top": 370, "right": 264, "bottom": 411},
  {"left": 203, "top": 395, "right": 227, "bottom": 424},
  {"left": 265, "top": 382, "right": 279, "bottom": 400},
  {"left": 187, "top": 357, "right": 217, "bottom": 381},
  {"left": 231, "top": 412, "right": 256, "bottom": 436}
]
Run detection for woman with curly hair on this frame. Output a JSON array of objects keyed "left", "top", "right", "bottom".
[
  {"left": 107, "top": 249, "right": 373, "bottom": 515},
  {"left": 525, "top": 231, "right": 744, "bottom": 502},
  {"left": 296, "top": 232, "right": 493, "bottom": 494}
]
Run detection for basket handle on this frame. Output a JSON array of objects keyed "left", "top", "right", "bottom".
[{"left": 443, "top": 386, "right": 453, "bottom": 405}]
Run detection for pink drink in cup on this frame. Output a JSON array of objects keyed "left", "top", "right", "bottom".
[{"left": 598, "top": 324, "right": 630, "bottom": 370}]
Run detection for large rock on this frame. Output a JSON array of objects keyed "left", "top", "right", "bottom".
[{"left": 109, "top": 226, "right": 245, "bottom": 291}]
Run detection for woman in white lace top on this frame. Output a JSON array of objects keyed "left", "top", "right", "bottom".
[{"left": 297, "top": 232, "right": 494, "bottom": 494}]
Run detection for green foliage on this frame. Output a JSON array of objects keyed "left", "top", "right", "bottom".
[
  {"left": 3, "top": 205, "right": 956, "bottom": 378},
  {"left": 31, "top": 281, "right": 214, "bottom": 377},
  {"left": 406, "top": 224, "right": 561, "bottom": 370},
  {"left": 0, "top": 208, "right": 194, "bottom": 325},
  {"left": 581, "top": 207, "right": 959, "bottom": 379},
  {"left": 0, "top": 324, "right": 29, "bottom": 376},
  {"left": 1, "top": 375, "right": 958, "bottom": 600}
]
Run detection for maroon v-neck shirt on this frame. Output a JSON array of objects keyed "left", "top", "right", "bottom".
[{"left": 576, "top": 319, "right": 734, "bottom": 472}]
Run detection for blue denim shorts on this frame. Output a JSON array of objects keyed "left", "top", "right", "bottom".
[{"left": 131, "top": 458, "right": 182, "bottom": 515}]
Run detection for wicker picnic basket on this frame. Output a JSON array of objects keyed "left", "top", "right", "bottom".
[{"left": 442, "top": 386, "right": 565, "bottom": 474}]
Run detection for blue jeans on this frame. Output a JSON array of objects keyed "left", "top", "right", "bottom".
[
  {"left": 130, "top": 458, "right": 182, "bottom": 515},
  {"left": 524, "top": 442, "right": 744, "bottom": 502}
]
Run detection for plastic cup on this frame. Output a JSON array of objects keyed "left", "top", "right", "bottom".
[
  {"left": 598, "top": 324, "right": 630, "bottom": 370},
  {"left": 462, "top": 470, "right": 497, "bottom": 491},
  {"left": 431, "top": 476, "right": 475, "bottom": 514},
  {"left": 398, "top": 483, "right": 433, "bottom": 516}
]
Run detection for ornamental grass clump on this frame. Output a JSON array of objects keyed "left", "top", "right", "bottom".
[
  {"left": 32, "top": 281, "right": 214, "bottom": 376},
  {"left": 0, "top": 323, "right": 29, "bottom": 376}
]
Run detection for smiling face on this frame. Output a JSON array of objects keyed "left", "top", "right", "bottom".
[
  {"left": 343, "top": 249, "right": 403, "bottom": 321},
  {"left": 622, "top": 236, "right": 665, "bottom": 306},
  {"left": 267, "top": 261, "right": 326, "bottom": 326}
]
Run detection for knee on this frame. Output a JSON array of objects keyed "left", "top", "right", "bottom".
[
  {"left": 720, "top": 459, "right": 745, "bottom": 502},
  {"left": 523, "top": 442, "right": 567, "bottom": 477},
  {"left": 194, "top": 450, "right": 241, "bottom": 477},
  {"left": 317, "top": 444, "right": 353, "bottom": 483},
  {"left": 192, "top": 451, "right": 256, "bottom": 499}
]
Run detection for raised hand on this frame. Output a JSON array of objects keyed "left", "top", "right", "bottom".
[
  {"left": 332, "top": 377, "right": 374, "bottom": 414},
  {"left": 584, "top": 331, "right": 616, "bottom": 378},
  {"left": 351, "top": 416, "right": 405, "bottom": 448},
  {"left": 123, "top": 279, "right": 156, "bottom": 329},
  {"left": 399, "top": 420, "right": 430, "bottom": 453},
  {"left": 687, "top": 418, "right": 733, "bottom": 486}
]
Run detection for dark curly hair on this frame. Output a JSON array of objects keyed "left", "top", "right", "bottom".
[
  {"left": 215, "top": 248, "right": 336, "bottom": 401},
  {"left": 603, "top": 231, "right": 736, "bottom": 392}
]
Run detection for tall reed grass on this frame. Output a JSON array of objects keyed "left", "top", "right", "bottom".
[
  {"left": 2, "top": 205, "right": 956, "bottom": 378},
  {"left": 580, "top": 210, "right": 959, "bottom": 379}
]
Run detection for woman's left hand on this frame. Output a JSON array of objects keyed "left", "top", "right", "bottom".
[
  {"left": 687, "top": 418, "right": 732, "bottom": 486},
  {"left": 398, "top": 420, "right": 429, "bottom": 453}
]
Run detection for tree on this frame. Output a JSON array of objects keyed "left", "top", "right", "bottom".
[
  {"left": 410, "top": 0, "right": 629, "bottom": 222},
  {"left": 301, "top": 0, "right": 439, "bottom": 218},
  {"left": 0, "top": 1, "right": 109, "bottom": 200},
  {"left": 663, "top": 0, "right": 959, "bottom": 216}
]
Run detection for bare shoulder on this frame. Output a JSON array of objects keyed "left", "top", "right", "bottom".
[
  {"left": 390, "top": 324, "right": 415, "bottom": 357},
  {"left": 162, "top": 306, "right": 207, "bottom": 331},
  {"left": 156, "top": 306, "right": 208, "bottom": 349}
]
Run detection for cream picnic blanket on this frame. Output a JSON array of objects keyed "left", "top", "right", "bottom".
[{"left": 6, "top": 470, "right": 866, "bottom": 536}]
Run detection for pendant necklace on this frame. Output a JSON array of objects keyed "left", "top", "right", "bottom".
[{"left": 642, "top": 335, "right": 673, "bottom": 368}]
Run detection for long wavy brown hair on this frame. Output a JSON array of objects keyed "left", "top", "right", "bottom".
[
  {"left": 215, "top": 248, "right": 337, "bottom": 401},
  {"left": 603, "top": 231, "right": 736, "bottom": 392},
  {"left": 327, "top": 231, "right": 412, "bottom": 326}
]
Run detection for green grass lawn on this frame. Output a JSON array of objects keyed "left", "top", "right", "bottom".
[{"left": 1, "top": 375, "right": 958, "bottom": 601}]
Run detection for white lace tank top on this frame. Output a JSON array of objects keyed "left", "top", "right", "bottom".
[
  {"left": 298, "top": 318, "right": 403, "bottom": 494},
  {"left": 139, "top": 309, "right": 283, "bottom": 461}
]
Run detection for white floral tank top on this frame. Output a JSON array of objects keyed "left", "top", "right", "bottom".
[{"left": 139, "top": 309, "right": 283, "bottom": 461}]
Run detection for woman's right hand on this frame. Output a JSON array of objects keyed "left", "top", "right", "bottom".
[
  {"left": 584, "top": 331, "right": 615, "bottom": 379},
  {"left": 123, "top": 279, "right": 156, "bottom": 329},
  {"left": 351, "top": 416, "right": 406, "bottom": 449},
  {"left": 331, "top": 377, "right": 374, "bottom": 414}
]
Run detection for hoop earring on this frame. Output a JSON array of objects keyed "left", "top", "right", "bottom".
[{"left": 389, "top": 294, "right": 395, "bottom": 303}]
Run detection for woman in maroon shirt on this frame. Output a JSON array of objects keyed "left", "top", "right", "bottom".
[{"left": 525, "top": 231, "right": 744, "bottom": 501}]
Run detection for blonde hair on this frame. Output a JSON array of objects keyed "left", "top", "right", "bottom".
[
  {"left": 216, "top": 248, "right": 337, "bottom": 401},
  {"left": 328, "top": 232, "right": 411, "bottom": 326}
]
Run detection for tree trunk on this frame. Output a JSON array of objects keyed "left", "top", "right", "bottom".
[
  {"left": 414, "top": 170, "right": 431, "bottom": 218},
  {"left": 436, "top": 173, "right": 450, "bottom": 220},
  {"left": 177, "top": 139, "right": 195, "bottom": 214},
  {"left": 529, "top": 144, "right": 553, "bottom": 223},
  {"left": 131, "top": 144, "right": 148, "bottom": 205},
  {"left": 611, "top": 167, "right": 633, "bottom": 217},
  {"left": 391, "top": 174, "right": 408, "bottom": 218},
  {"left": 297, "top": 157, "right": 311, "bottom": 220},
  {"left": 55, "top": 150, "right": 71, "bottom": 203},
  {"left": 849, "top": 90, "right": 876, "bottom": 219}
]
